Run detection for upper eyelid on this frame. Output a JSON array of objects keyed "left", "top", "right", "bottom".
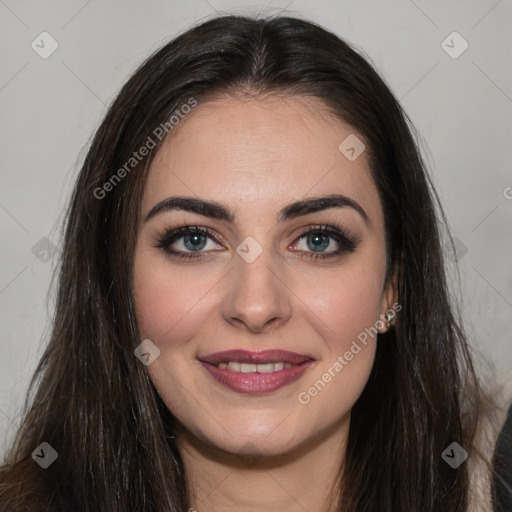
[
  {"left": 156, "top": 223, "right": 358, "bottom": 250},
  {"left": 158, "top": 225, "right": 222, "bottom": 244}
]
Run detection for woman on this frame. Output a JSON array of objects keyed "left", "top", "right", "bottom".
[{"left": 0, "top": 13, "right": 510, "bottom": 511}]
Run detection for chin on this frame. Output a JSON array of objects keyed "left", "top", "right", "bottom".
[
  {"left": 182, "top": 416, "right": 307, "bottom": 458},
  {"left": 215, "top": 433, "right": 304, "bottom": 459}
]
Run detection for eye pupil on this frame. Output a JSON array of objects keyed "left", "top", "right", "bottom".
[
  {"left": 308, "top": 233, "right": 330, "bottom": 252},
  {"left": 158, "top": 224, "right": 354, "bottom": 261},
  {"left": 184, "top": 233, "right": 207, "bottom": 251}
]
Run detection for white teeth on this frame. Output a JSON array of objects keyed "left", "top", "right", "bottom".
[
  {"left": 240, "top": 363, "right": 257, "bottom": 373},
  {"left": 256, "top": 363, "right": 275, "bottom": 373},
  {"left": 217, "top": 361, "right": 295, "bottom": 373}
]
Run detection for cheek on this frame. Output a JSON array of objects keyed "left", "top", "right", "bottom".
[
  {"left": 291, "top": 255, "right": 385, "bottom": 404},
  {"left": 293, "top": 302, "right": 380, "bottom": 420},
  {"left": 133, "top": 249, "right": 217, "bottom": 342},
  {"left": 296, "top": 253, "right": 386, "bottom": 348}
]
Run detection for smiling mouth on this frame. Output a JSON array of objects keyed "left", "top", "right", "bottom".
[
  {"left": 216, "top": 361, "right": 293, "bottom": 373},
  {"left": 198, "top": 349, "right": 315, "bottom": 394},
  {"left": 199, "top": 348, "right": 315, "bottom": 366}
]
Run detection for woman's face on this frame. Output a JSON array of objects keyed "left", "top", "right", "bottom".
[{"left": 133, "top": 94, "right": 396, "bottom": 456}]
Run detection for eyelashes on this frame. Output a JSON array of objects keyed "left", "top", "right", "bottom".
[
  {"left": 153, "top": 225, "right": 221, "bottom": 261},
  {"left": 152, "top": 222, "right": 360, "bottom": 262}
]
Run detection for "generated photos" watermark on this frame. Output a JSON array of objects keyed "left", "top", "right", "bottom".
[
  {"left": 94, "top": 97, "right": 198, "bottom": 200},
  {"left": 298, "top": 301, "right": 402, "bottom": 405}
]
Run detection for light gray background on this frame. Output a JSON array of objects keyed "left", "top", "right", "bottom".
[{"left": 1, "top": 0, "right": 511, "bottom": 456}]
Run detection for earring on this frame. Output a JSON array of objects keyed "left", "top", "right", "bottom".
[{"left": 386, "top": 312, "right": 394, "bottom": 329}]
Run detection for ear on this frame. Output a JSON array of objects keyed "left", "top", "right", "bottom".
[{"left": 378, "top": 264, "right": 399, "bottom": 334}]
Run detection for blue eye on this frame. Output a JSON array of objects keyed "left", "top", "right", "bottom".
[
  {"left": 154, "top": 223, "right": 359, "bottom": 261},
  {"left": 291, "top": 224, "right": 358, "bottom": 260},
  {"left": 154, "top": 225, "right": 221, "bottom": 260}
]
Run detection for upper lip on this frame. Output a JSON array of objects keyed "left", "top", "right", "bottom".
[{"left": 199, "top": 349, "right": 315, "bottom": 366}]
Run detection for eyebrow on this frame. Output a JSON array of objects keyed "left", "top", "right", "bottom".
[{"left": 144, "top": 194, "right": 369, "bottom": 225}]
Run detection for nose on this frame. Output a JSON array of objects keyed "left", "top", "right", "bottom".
[{"left": 221, "top": 247, "right": 293, "bottom": 333}]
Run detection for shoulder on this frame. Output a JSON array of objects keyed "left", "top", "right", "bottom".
[
  {"left": 467, "top": 376, "right": 512, "bottom": 512},
  {"left": 491, "top": 379, "right": 512, "bottom": 512}
]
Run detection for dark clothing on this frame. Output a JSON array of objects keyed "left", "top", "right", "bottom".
[{"left": 493, "top": 401, "right": 512, "bottom": 511}]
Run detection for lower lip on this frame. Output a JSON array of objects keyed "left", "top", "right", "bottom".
[{"left": 200, "top": 361, "right": 314, "bottom": 395}]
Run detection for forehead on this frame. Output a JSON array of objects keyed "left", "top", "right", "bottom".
[{"left": 143, "top": 94, "right": 382, "bottom": 224}]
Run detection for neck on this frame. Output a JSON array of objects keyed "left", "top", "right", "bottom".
[{"left": 176, "top": 415, "right": 350, "bottom": 512}]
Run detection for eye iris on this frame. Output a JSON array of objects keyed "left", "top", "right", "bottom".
[
  {"left": 184, "top": 233, "right": 207, "bottom": 251},
  {"left": 307, "top": 232, "right": 330, "bottom": 252}
]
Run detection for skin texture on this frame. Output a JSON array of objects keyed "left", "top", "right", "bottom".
[{"left": 133, "top": 94, "right": 398, "bottom": 511}]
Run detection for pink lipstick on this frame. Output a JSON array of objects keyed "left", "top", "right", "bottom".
[{"left": 198, "top": 349, "right": 315, "bottom": 395}]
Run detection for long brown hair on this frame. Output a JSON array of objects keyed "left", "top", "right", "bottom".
[{"left": 0, "top": 13, "right": 504, "bottom": 511}]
